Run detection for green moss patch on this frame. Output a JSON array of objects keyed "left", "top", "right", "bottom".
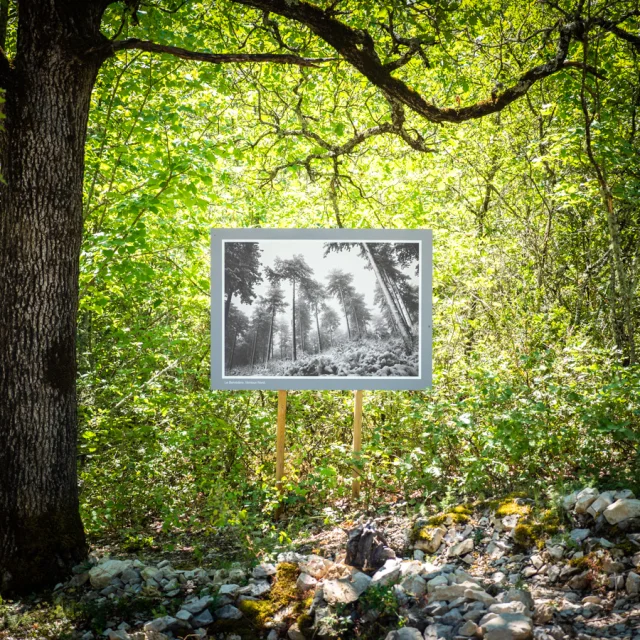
[
  {"left": 568, "top": 553, "right": 601, "bottom": 572},
  {"left": 237, "top": 599, "right": 276, "bottom": 627},
  {"left": 425, "top": 504, "right": 473, "bottom": 527},
  {"left": 223, "top": 562, "right": 311, "bottom": 638},
  {"left": 410, "top": 524, "right": 437, "bottom": 544},
  {"left": 510, "top": 505, "right": 561, "bottom": 549},
  {"left": 495, "top": 499, "right": 531, "bottom": 518},
  {"left": 270, "top": 562, "right": 300, "bottom": 610}
]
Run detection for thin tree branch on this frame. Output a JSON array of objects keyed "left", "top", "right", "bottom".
[
  {"left": 261, "top": 100, "right": 435, "bottom": 184},
  {"left": 562, "top": 60, "right": 607, "bottom": 80},
  {"left": 101, "top": 38, "right": 335, "bottom": 67}
]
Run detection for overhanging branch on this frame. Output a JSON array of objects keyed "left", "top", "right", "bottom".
[
  {"left": 102, "top": 38, "right": 335, "bottom": 67},
  {"left": 232, "top": 0, "right": 586, "bottom": 124}
]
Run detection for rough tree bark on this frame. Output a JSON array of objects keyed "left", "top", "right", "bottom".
[{"left": 0, "top": 1, "right": 108, "bottom": 593}]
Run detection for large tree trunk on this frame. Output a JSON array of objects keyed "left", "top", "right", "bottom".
[
  {"left": 250, "top": 330, "right": 258, "bottom": 371},
  {"left": 0, "top": 1, "right": 106, "bottom": 594},
  {"left": 314, "top": 303, "right": 323, "bottom": 353},
  {"left": 228, "top": 330, "right": 237, "bottom": 370},
  {"left": 225, "top": 292, "right": 234, "bottom": 325},
  {"left": 339, "top": 287, "right": 352, "bottom": 339},
  {"left": 352, "top": 303, "right": 361, "bottom": 338},
  {"left": 291, "top": 277, "right": 297, "bottom": 361}
]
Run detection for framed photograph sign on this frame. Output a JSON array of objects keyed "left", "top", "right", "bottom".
[{"left": 211, "top": 228, "right": 432, "bottom": 391}]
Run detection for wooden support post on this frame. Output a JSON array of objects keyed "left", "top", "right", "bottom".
[
  {"left": 352, "top": 390, "right": 363, "bottom": 499},
  {"left": 276, "top": 390, "right": 287, "bottom": 493}
]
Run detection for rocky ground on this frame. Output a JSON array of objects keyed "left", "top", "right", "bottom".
[{"left": 2, "top": 487, "right": 640, "bottom": 640}]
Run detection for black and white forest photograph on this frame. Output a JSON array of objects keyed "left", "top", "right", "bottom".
[{"left": 223, "top": 240, "right": 420, "bottom": 377}]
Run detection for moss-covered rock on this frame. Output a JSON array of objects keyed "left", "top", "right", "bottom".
[
  {"left": 212, "top": 562, "right": 309, "bottom": 638},
  {"left": 495, "top": 499, "right": 531, "bottom": 518},
  {"left": 423, "top": 504, "right": 473, "bottom": 527},
  {"left": 270, "top": 562, "right": 300, "bottom": 609},
  {"left": 237, "top": 599, "right": 276, "bottom": 627}
]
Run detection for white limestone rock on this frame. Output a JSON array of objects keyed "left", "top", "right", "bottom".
[
  {"left": 252, "top": 563, "right": 277, "bottom": 579},
  {"left": 322, "top": 570, "right": 371, "bottom": 604},
  {"left": 182, "top": 596, "right": 213, "bottom": 614},
  {"left": 299, "top": 555, "right": 332, "bottom": 580},
  {"left": 427, "top": 574, "right": 448, "bottom": 592},
  {"left": 371, "top": 559, "right": 401, "bottom": 587},
  {"left": 218, "top": 583, "right": 240, "bottom": 597},
  {"left": 214, "top": 605, "right": 242, "bottom": 620},
  {"left": 431, "top": 581, "right": 483, "bottom": 601},
  {"left": 89, "top": 560, "right": 132, "bottom": 589},
  {"left": 465, "top": 588, "right": 496, "bottom": 606},
  {"left": 574, "top": 488, "right": 599, "bottom": 514},
  {"left": 459, "top": 620, "right": 478, "bottom": 637},
  {"left": 449, "top": 539, "right": 474, "bottom": 557},
  {"left": 400, "top": 573, "right": 427, "bottom": 598},
  {"left": 587, "top": 492, "right": 614, "bottom": 518},
  {"left": 296, "top": 572, "right": 317, "bottom": 593},
  {"left": 626, "top": 571, "right": 640, "bottom": 595},
  {"left": 192, "top": 609, "right": 213, "bottom": 627},
  {"left": 480, "top": 612, "right": 533, "bottom": 640},
  {"left": 603, "top": 499, "right": 640, "bottom": 525},
  {"left": 384, "top": 628, "right": 423, "bottom": 640},
  {"left": 562, "top": 492, "right": 578, "bottom": 511},
  {"left": 489, "top": 602, "right": 528, "bottom": 615},
  {"left": 414, "top": 526, "right": 446, "bottom": 553},
  {"left": 500, "top": 588, "right": 535, "bottom": 611},
  {"left": 143, "top": 617, "right": 177, "bottom": 633},
  {"left": 569, "top": 529, "right": 591, "bottom": 544}
]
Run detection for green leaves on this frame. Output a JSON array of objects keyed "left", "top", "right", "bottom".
[{"left": 74, "top": 0, "right": 640, "bottom": 549}]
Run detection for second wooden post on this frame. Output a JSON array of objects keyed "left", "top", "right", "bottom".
[
  {"left": 352, "top": 390, "right": 363, "bottom": 499},
  {"left": 276, "top": 390, "right": 287, "bottom": 493}
]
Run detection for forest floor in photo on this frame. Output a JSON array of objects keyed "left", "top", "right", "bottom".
[
  {"left": 2, "top": 487, "right": 640, "bottom": 640},
  {"left": 228, "top": 338, "right": 419, "bottom": 378}
]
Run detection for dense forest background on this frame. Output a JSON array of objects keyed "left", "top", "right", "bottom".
[{"left": 73, "top": 0, "right": 640, "bottom": 551}]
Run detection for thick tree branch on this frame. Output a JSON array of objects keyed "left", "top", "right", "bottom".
[
  {"left": 100, "top": 38, "right": 335, "bottom": 66},
  {"left": 232, "top": 0, "right": 585, "bottom": 123},
  {"left": 593, "top": 18, "right": 640, "bottom": 51}
]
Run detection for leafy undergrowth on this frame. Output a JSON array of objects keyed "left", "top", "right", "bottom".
[{"left": 230, "top": 338, "right": 418, "bottom": 377}]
